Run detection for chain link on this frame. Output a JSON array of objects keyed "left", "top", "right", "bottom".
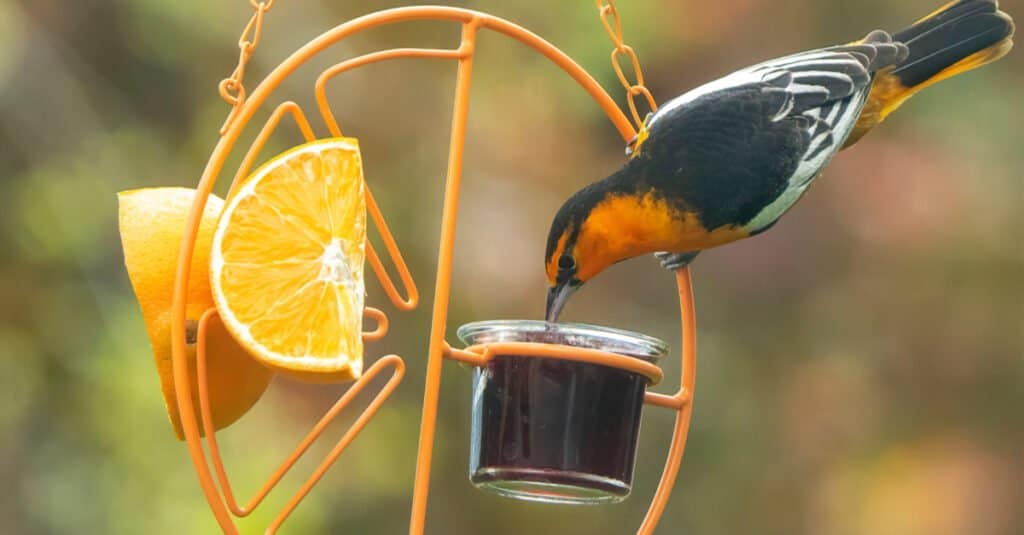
[
  {"left": 219, "top": 1, "right": 275, "bottom": 132},
  {"left": 595, "top": 0, "right": 658, "bottom": 141}
]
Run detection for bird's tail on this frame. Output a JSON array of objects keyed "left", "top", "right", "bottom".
[
  {"left": 842, "top": 0, "right": 1014, "bottom": 147},
  {"left": 886, "top": 0, "right": 1014, "bottom": 115}
]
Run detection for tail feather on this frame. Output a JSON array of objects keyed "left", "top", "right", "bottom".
[
  {"left": 892, "top": 0, "right": 1014, "bottom": 90},
  {"left": 843, "top": 0, "right": 1014, "bottom": 148},
  {"left": 901, "top": 0, "right": 999, "bottom": 41}
]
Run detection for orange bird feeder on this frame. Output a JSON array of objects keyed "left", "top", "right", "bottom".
[{"left": 169, "top": 3, "right": 698, "bottom": 533}]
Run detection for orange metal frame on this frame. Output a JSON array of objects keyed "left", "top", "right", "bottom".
[{"left": 170, "top": 6, "right": 697, "bottom": 534}]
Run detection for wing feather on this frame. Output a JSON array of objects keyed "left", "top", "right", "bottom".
[{"left": 643, "top": 32, "right": 909, "bottom": 233}]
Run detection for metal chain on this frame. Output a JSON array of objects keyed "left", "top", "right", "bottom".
[
  {"left": 595, "top": 0, "right": 658, "bottom": 136},
  {"left": 219, "top": 0, "right": 276, "bottom": 133}
]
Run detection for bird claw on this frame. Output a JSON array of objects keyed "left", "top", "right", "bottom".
[{"left": 655, "top": 251, "right": 699, "bottom": 271}]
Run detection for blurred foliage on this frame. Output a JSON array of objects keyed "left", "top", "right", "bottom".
[{"left": 2, "top": 0, "right": 1022, "bottom": 533}]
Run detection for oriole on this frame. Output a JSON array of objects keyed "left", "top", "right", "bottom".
[{"left": 546, "top": 0, "right": 1014, "bottom": 321}]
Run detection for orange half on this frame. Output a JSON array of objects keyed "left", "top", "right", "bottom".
[
  {"left": 211, "top": 139, "right": 367, "bottom": 382},
  {"left": 118, "top": 187, "right": 273, "bottom": 439}
]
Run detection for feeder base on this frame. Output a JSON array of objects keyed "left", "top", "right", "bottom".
[{"left": 471, "top": 467, "right": 629, "bottom": 505}]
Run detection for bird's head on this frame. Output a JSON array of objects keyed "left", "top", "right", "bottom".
[
  {"left": 544, "top": 156, "right": 720, "bottom": 321},
  {"left": 544, "top": 200, "right": 593, "bottom": 323},
  {"left": 544, "top": 211, "right": 584, "bottom": 323},
  {"left": 544, "top": 172, "right": 660, "bottom": 321}
]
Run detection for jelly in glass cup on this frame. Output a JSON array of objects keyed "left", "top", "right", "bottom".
[{"left": 457, "top": 320, "right": 667, "bottom": 504}]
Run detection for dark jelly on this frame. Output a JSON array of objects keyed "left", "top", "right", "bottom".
[{"left": 458, "top": 321, "right": 667, "bottom": 504}]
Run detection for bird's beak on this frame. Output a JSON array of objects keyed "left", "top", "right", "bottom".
[{"left": 546, "top": 281, "right": 579, "bottom": 322}]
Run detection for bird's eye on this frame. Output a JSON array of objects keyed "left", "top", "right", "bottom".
[{"left": 558, "top": 254, "right": 576, "bottom": 271}]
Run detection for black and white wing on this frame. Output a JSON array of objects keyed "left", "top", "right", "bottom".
[{"left": 641, "top": 31, "right": 908, "bottom": 234}]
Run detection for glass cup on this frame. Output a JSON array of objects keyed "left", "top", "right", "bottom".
[{"left": 457, "top": 320, "right": 667, "bottom": 505}]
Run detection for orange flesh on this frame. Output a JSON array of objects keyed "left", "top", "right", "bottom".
[{"left": 212, "top": 140, "right": 367, "bottom": 381}]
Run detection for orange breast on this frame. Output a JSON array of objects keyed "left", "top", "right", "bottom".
[{"left": 574, "top": 192, "right": 748, "bottom": 280}]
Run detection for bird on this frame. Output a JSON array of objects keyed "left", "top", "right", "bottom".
[{"left": 545, "top": 0, "right": 1014, "bottom": 321}]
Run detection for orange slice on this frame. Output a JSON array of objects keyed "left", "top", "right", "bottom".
[
  {"left": 210, "top": 139, "right": 367, "bottom": 382},
  {"left": 118, "top": 187, "right": 273, "bottom": 440}
]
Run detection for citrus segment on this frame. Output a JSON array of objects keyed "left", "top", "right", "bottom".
[
  {"left": 211, "top": 139, "right": 367, "bottom": 382},
  {"left": 118, "top": 187, "right": 273, "bottom": 440}
]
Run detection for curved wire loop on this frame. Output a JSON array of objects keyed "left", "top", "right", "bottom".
[
  {"left": 443, "top": 341, "right": 665, "bottom": 385},
  {"left": 171, "top": 6, "right": 696, "bottom": 535},
  {"left": 221, "top": 100, "right": 420, "bottom": 312},
  {"left": 225, "top": 101, "right": 316, "bottom": 200},
  {"left": 195, "top": 309, "right": 405, "bottom": 531}
]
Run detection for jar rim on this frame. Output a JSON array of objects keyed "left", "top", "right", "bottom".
[{"left": 456, "top": 320, "right": 668, "bottom": 362}]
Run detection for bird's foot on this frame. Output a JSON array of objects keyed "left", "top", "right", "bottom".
[{"left": 655, "top": 251, "right": 700, "bottom": 271}]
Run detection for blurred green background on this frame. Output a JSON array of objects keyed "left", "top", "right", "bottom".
[{"left": 2, "top": 0, "right": 1022, "bottom": 533}]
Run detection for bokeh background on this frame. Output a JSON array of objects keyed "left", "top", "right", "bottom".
[{"left": 2, "top": 0, "right": 1022, "bottom": 533}]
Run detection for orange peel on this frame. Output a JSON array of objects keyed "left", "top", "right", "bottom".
[{"left": 118, "top": 187, "right": 273, "bottom": 439}]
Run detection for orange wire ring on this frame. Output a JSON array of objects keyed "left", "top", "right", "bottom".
[{"left": 171, "top": 5, "right": 697, "bottom": 534}]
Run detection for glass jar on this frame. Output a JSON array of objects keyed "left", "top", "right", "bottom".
[{"left": 457, "top": 320, "right": 667, "bottom": 505}]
